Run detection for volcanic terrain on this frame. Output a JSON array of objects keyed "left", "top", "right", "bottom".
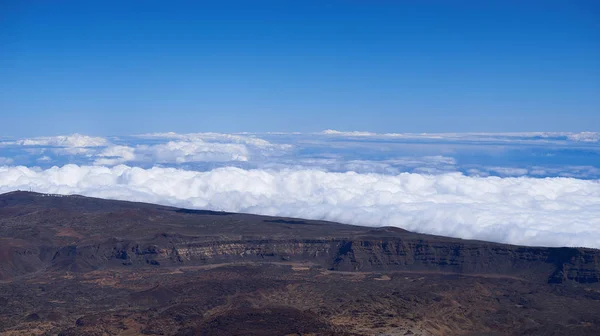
[{"left": 0, "top": 191, "right": 599, "bottom": 335}]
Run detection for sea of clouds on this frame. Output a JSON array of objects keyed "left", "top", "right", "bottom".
[{"left": 1, "top": 131, "right": 599, "bottom": 248}]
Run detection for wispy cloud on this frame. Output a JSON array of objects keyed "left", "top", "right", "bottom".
[
  {"left": 135, "top": 132, "right": 293, "bottom": 150},
  {"left": 0, "top": 157, "right": 13, "bottom": 166},
  {"left": 3, "top": 134, "right": 108, "bottom": 147},
  {"left": 320, "top": 130, "right": 600, "bottom": 143}
]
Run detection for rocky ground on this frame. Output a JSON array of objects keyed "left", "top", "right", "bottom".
[{"left": 0, "top": 191, "right": 599, "bottom": 335}]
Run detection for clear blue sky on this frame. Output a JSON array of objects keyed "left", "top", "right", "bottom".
[{"left": 1, "top": 0, "right": 599, "bottom": 136}]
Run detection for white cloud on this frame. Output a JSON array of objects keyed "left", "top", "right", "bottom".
[
  {"left": 263, "top": 156, "right": 458, "bottom": 175},
  {"left": 1, "top": 165, "right": 599, "bottom": 248},
  {"left": 94, "top": 145, "right": 137, "bottom": 165},
  {"left": 322, "top": 129, "right": 376, "bottom": 136},
  {"left": 84, "top": 133, "right": 293, "bottom": 166},
  {"left": 0, "top": 132, "right": 598, "bottom": 180},
  {"left": 1, "top": 133, "right": 293, "bottom": 167},
  {"left": 566, "top": 132, "right": 600, "bottom": 143},
  {"left": 320, "top": 130, "right": 600, "bottom": 143},
  {"left": 136, "top": 132, "right": 292, "bottom": 150},
  {"left": 50, "top": 147, "right": 97, "bottom": 156},
  {"left": 93, "top": 141, "right": 250, "bottom": 166},
  {"left": 0, "top": 157, "right": 13, "bottom": 166},
  {"left": 487, "top": 167, "right": 529, "bottom": 177},
  {"left": 37, "top": 156, "right": 52, "bottom": 162},
  {"left": 138, "top": 141, "right": 249, "bottom": 163},
  {"left": 8, "top": 134, "right": 108, "bottom": 147}
]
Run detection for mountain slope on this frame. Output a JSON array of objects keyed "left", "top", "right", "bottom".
[
  {"left": 1, "top": 191, "right": 598, "bottom": 284},
  {"left": 1, "top": 191, "right": 599, "bottom": 335}
]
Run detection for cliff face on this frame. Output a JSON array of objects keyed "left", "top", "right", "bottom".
[
  {"left": 329, "top": 240, "right": 600, "bottom": 284},
  {"left": 47, "top": 236, "right": 600, "bottom": 285},
  {"left": 547, "top": 248, "right": 600, "bottom": 284},
  {"left": 1, "top": 191, "right": 599, "bottom": 286}
]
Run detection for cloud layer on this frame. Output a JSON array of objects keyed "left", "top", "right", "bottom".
[
  {"left": 1, "top": 165, "right": 599, "bottom": 248},
  {"left": 321, "top": 129, "right": 600, "bottom": 143},
  {"left": 6, "top": 134, "right": 108, "bottom": 147},
  {"left": 1, "top": 132, "right": 599, "bottom": 179},
  {"left": 1, "top": 132, "right": 599, "bottom": 249},
  {"left": 0, "top": 133, "right": 292, "bottom": 168}
]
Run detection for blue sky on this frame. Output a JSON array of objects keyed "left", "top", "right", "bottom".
[
  {"left": 1, "top": 1, "right": 599, "bottom": 136},
  {"left": 3, "top": 2, "right": 600, "bottom": 248}
]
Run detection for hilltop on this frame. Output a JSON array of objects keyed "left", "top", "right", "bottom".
[{"left": 1, "top": 191, "right": 599, "bottom": 335}]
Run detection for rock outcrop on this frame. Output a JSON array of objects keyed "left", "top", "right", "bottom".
[{"left": 1, "top": 191, "right": 598, "bottom": 285}]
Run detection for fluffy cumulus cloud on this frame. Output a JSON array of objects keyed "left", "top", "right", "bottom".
[
  {"left": 92, "top": 139, "right": 273, "bottom": 166},
  {"left": 94, "top": 145, "right": 137, "bottom": 165},
  {"left": 1, "top": 165, "right": 599, "bottom": 248},
  {"left": 90, "top": 133, "right": 292, "bottom": 166},
  {"left": 135, "top": 141, "right": 250, "bottom": 163},
  {"left": 0, "top": 133, "right": 293, "bottom": 167}
]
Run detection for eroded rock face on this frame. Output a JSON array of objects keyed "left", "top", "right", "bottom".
[
  {"left": 0, "top": 191, "right": 598, "bottom": 285},
  {"left": 94, "top": 238, "right": 599, "bottom": 284},
  {"left": 327, "top": 240, "right": 596, "bottom": 283}
]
